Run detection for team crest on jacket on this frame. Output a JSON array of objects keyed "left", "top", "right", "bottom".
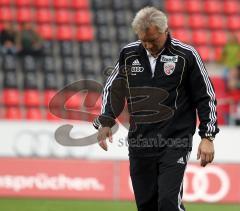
[{"left": 164, "top": 62, "right": 175, "bottom": 75}]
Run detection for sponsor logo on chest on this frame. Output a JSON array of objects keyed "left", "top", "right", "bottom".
[
  {"left": 160, "top": 55, "right": 178, "bottom": 63},
  {"left": 161, "top": 55, "right": 178, "bottom": 75},
  {"left": 131, "top": 59, "right": 144, "bottom": 75}
]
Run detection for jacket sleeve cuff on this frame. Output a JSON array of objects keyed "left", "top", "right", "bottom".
[{"left": 93, "top": 115, "right": 116, "bottom": 129}]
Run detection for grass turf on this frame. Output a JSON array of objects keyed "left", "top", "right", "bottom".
[{"left": 0, "top": 198, "right": 239, "bottom": 211}]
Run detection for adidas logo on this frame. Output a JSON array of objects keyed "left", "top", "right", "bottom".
[
  {"left": 132, "top": 59, "right": 141, "bottom": 66},
  {"left": 177, "top": 157, "right": 185, "bottom": 165}
]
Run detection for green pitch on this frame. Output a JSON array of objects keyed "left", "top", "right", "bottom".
[{"left": 0, "top": 198, "right": 239, "bottom": 211}]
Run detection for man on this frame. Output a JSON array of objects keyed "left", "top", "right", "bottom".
[
  {"left": 93, "top": 7, "right": 219, "bottom": 211},
  {"left": 17, "top": 22, "right": 43, "bottom": 57},
  {"left": 0, "top": 22, "right": 18, "bottom": 55}
]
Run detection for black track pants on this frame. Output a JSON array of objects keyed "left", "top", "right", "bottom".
[{"left": 130, "top": 148, "right": 191, "bottom": 211}]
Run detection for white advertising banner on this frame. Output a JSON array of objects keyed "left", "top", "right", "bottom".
[{"left": 0, "top": 121, "right": 239, "bottom": 163}]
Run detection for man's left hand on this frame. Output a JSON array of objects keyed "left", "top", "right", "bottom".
[{"left": 197, "top": 138, "right": 215, "bottom": 167}]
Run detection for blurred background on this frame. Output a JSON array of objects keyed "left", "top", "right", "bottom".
[{"left": 0, "top": 0, "right": 239, "bottom": 210}]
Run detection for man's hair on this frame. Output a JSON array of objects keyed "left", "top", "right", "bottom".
[{"left": 132, "top": 7, "right": 168, "bottom": 34}]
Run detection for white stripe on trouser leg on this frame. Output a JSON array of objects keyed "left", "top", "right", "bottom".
[
  {"left": 178, "top": 151, "right": 190, "bottom": 211},
  {"left": 178, "top": 181, "right": 184, "bottom": 211},
  {"left": 186, "top": 151, "right": 191, "bottom": 162}
]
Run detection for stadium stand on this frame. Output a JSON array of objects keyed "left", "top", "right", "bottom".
[
  {"left": 0, "top": 0, "right": 239, "bottom": 125},
  {"left": 165, "top": 0, "right": 240, "bottom": 125}
]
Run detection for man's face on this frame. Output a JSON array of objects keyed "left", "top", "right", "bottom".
[{"left": 138, "top": 25, "right": 167, "bottom": 56}]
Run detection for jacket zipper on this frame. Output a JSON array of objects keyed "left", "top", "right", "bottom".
[{"left": 151, "top": 48, "right": 165, "bottom": 78}]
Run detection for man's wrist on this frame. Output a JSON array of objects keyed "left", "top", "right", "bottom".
[{"left": 203, "top": 136, "right": 215, "bottom": 142}]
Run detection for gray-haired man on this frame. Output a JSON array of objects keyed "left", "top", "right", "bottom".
[{"left": 93, "top": 7, "right": 219, "bottom": 211}]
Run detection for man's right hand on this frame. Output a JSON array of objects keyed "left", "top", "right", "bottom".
[{"left": 97, "top": 127, "right": 112, "bottom": 151}]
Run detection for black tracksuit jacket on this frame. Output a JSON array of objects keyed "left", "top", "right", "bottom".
[{"left": 93, "top": 35, "right": 219, "bottom": 157}]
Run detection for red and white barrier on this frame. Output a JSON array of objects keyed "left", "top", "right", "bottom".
[{"left": 0, "top": 158, "right": 239, "bottom": 203}]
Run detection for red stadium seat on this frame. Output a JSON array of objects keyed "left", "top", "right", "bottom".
[
  {"left": 208, "top": 15, "right": 226, "bottom": 29},
  {"left": 213, "top": 47, "right": 223, "bottom": 61},
  {"left": 84, "top": 92, "right": 102, "bottom": 109},
  {"left": 204, "top": 0, "right": 223, "bottom": 13},
  {"left": 76, "top": 26, "right": 94, "bottom": 41},
  {"left": 84, "top": 110, "right": 99, "bottom": 122},
  {"left": 192, "top": 30, "right": 210, "bottom": 45},
  {"left": 0, "top": 90, "right": 2, "bottom": 105},
  {"left": 74, "top": 10, "right": 92, "bottom": 25},
  {"left": 65, "top": 91, "right": 102, "bottom": 121},
  {"left": 34, "top": 0, "right": 50, "bottom": 8},
  {"left": 72, "top": 0, "right": 89, "bottom": 9},
  {"left": 185, "top": 0, "right": 203, "bottom": 13},
  {"left": 3, "top": 89, "right": 21, "bottom": 106},
  {"left": 223, "top": 0, "right": 240, "bottom": 14},
  {"left": 0, "top": 106, "right": 3, "bottom": 119},
  {"left": 16, "top": 8, "right": 32, "bottom": 22},
  {"left": 35, "top": 9, "right": 52, "bottom": 23},
  {"left": 53, "top": 0, "right": 70, "bottom": 8},
  {"left": 38, "top": 24, "right": 55, "bottom": 40},
  {"left": 14, "top": 0, "right": 32, "bottom": 6},
  {"left": 227, "top": 16, "right": 240, "bottom": 31},
  {"left": 26, "top": 107, "right": 43, "bottom": 120},
  {"left": 0, "top": 0, "right": 11, "bottom": 5},
  {"left": 55, "top": 9, "right": 72, "bottom": 24},
  {"left": 65, "top": 91, "right": 82, "bottom": 109},
  {"left": 56, "top": 25, "right": 74, "bottom": 40},
  {"left": 171, "top": 29, "right": 192, "bottom": 44},
  {"left": 24, "top": 89, "right": 41, "bottom": 106},
  {"left": 196, "top": 46, "right": 213, "bottom": 62},
  {"left": 165, "top": 0, "right": 184, "bottom": 13},
  {"left": 65, "top": 108, "right": 89, "bottom": 121},
  {"left": 4, "top": 107, "right": 22, "bottom": 119},
  {"left": 46, "top": 108, "right": 62, "bottom": 121},
  {"left": 168, "top": 13, "right": 186, "bottom": 28},
  {"left": 0, "top": 7, "right": 14, "bottom": 21},
  {"left": 229, "top": 90, "right": 240, "bottom": 104},
  {"left": 211, "top": 77, "right": 229, "bottom": 125},
  {"left": 44, "top": 89, "right": 58, "bottom": 107},
  {"left": 188, "top": 14, "right": 207, "bottom": 29},
  {"left": 211, "top": 31, "right": 228, "bottom": 46},
  {"left": 212, "top": 77, "right": 227, "bottom": 98}
]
